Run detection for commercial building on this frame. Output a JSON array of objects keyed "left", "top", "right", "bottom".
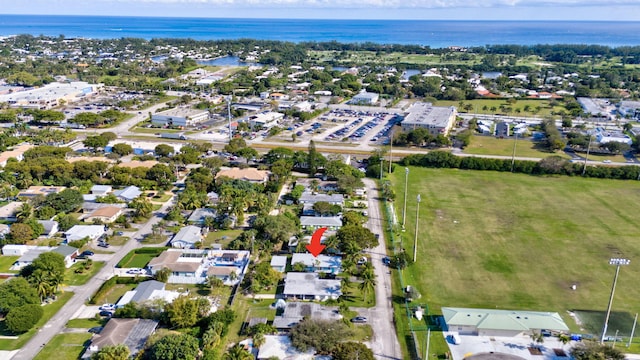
[
  {"left": 619, "top": 100, "right": 640, "bottom": 120},
  {"left": 401, "top": 102, "right": 457, "bottom": 136},
  {"left": 0, "top": 81, "right": 101, "bottom": 110},
  {"left": 442, "top": 307, "right": 569, "bottom": 337},
  {"left": 350, "top": 91, "right": 379, "bottom": 105},
  {"left": 247, "top": 111, "right": 284, "bottom": 129},
  {"left": 151, "top": 107, "right": 210, "bottom": 127}
]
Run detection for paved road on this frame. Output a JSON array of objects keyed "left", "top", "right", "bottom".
[
  {"left": 362, "top": 178, "right": 403, "bottom": 360},
  {"left": 11, "top": 196, "right": 175, "bottom": 360}
]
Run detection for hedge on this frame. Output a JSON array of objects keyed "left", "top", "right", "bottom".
[{"left": 400, "top": 151, "right": 640, "bottom": 180}]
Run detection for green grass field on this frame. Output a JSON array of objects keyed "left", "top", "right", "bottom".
[
  {"left": 0, "top": 256, "right": 18, "bottom": 273},
  {"left": 390, "top": 167, "right": 640, "bottom": 336},
  {"left": 464, "top": 135, "right": 571, "bottom": 159},
  {"left": 65, "top": 261, "right": 105, "bottom": 286},
  {"left": 433, "top": 99, "right": 563, "bottom": 118}
]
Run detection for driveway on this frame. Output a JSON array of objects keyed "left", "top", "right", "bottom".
[{"left": 362, "top": 178, "right": 402, "bottom": 360}]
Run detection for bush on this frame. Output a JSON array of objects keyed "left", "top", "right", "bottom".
[{"left": 6, "top": 304, "right": 43, "bottom": 333}]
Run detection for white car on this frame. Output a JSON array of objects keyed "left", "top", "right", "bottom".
[{"left": 99, "top": 304, "right": 116, "bottom": 311}]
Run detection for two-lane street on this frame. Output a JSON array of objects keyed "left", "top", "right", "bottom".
[{"left": 363, "top": 178, "right": 403, "bottom": 360}]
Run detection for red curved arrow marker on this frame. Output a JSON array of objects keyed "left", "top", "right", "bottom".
[{"left": 306, "top": 227, "right": 327, "bottom": 257}]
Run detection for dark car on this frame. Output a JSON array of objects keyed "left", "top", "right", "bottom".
[
  {"left": 350, "top": 316, "right": 367, "bottom": 323},
  {"left": 81, "top": 250, "right": 94, "bottom": 257},
  {"left": 382, "top": 257, "right": 391, "bottom": 265},
  {"left": 99, "top": 310, "right": 113, "bottom": 317},
  {"left": 97, "top": 242, "right": 110, "bottom": 248}
]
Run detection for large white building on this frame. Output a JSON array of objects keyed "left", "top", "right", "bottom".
[
  {"left": 0, "top": 82, "right": 101, "bottom": 109},
  {"left": 247, "top": 111, "right": 284, "bottom": 129},
  {"left": 619, "top": 100, "right": 640, "bottom": 120},
  {"left": 401, "top": 102, "right": 457, "bottom": 136},
  {"left": 151, "top": 107, "right": 210, "bottom": 127},
  {"left": 350, "top": 91, "right": 379, "bottom": 105}
]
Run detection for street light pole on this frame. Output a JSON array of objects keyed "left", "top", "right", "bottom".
[
  {"left": 402, "top": 167, "right": 409, "bottom": 231},
  {"left": 413, "top": 194, "right": 421, "bottom": 263},
  {"left": 582, "top": 134, "right": 593, "bottom": 176},
  {"left": 601, "top": 258, "right": 630, "bottom": 344},
  {"left": 510, "top": 132, "right": 518, "bottom": 172},
  {"left": 226, "top": 95, "right": 232, "bottom": 141}
]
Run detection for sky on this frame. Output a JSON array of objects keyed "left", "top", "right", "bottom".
[{"left": 1, "top": 0, "right": 639, "bottom": 20}]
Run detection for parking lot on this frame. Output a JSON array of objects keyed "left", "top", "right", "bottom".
[{"left": 445, "top": 333, "right": 577, "bottom": 360}]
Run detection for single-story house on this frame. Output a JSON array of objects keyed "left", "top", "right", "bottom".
[
  {"left": 64, "top": 225, "right": 106, "bottom": 242},
  {"left": 187, "top": 208, "right": 217, "bottom": 225},
  {"left": 85, "top": 318, "right": 158, "bottom": 358},
  {"left": 0, "top": 224, "right": 9, "bottom": 238},
  {"left": 90, "top": 185, "right": 113, "bottom": 196},
  {"left": 113, "top": 186, "right": 142, "bottom": 202},
  {"left": 84, "top": 206, "right": 123, "bottom": 224},
  {"left": 298, "top": 192, "right": 344, "bottom": 206},
  {"left": 257, "top": 335, "right": 316, "bottom": 360},
  {"left": 272, "top": 302, "right": 342, "bottom": 332},
  {"left": 82, "top": 202, "right": 126, "bottom": 214},
  {"left": 170, "top": 225, "right": 204, "bottom": 249},
  {"left": 300, "top": 216, "right": 342, "bottom": 231},
  {"left": 291, "top": 253, "right": 342, "bottom": 274},
  {"left": 115, "top": 280, "right": 180, "bottom": 308},
  {"left": 442, "top": 307, "right": 570, "bottom": 337},
  {"left": 54, "top": 245, "right": 79, "bottom": 268},
  {"left": 0, "top": 202, "right": 22, "bottom": 222},
  {"left": 295, "top": 179, "right": 339, "bottom": 192},
  {"left": 270, "top": 256, "right": 288, "bottom": 273},
  {"left": 148, "top": 249, "right": 250, "bottom": 285},
  {"left": 282, "top": 272, "right": 341, "bottom": 301},
  {"left": 207, "top": 192, "right": 220, "bottom": 204},
  {"left": 10, "top": 246, "right": 55, "bottom": 270},
  {"left": 37, "top": 220, "right": 59, "bottom": 238},
  {"left": 18, "top": 186, "right": 66, "bottom": 198},
  {"left": 2, "top": 244, "right": 40, "bottom": 256},
  {"left": 215, "top": 167, "right": 270, "bottom": 184}
]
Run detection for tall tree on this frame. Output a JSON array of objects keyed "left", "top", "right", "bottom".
[
  {"left": 308, "top": 140, "right": 319, "bottom": 176},
  {"left": 91, "top": 344, "right": 130, "bottom": 360},
  {"left": 223, "top": 344, "right": 253, "bottom": 360}
]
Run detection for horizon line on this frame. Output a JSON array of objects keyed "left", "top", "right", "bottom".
[{"left": 0, "top": 13, "right": 637, "bottom": 22}]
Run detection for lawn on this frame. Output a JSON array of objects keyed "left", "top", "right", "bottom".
[
  {"left": 390, "top": 167, "right": 640, "bottom": 338},
  {"left": 434, "top": 99, "right": 563, "bottom": 118},
  {"left": 90, "top": 283, "right": 137, "bottom": 305},
  {"left": 204, "top": 229, "right": 244, "bottom": 248},
  {"left": 66, "top": 317, "right": 106, "bottom": 329},
  {"left": 0, "top": 292, "right": 73, "bottom": 350},
  {"left": 117, "top": 247, "right": 166, "bottom": 268},
  {"left": 464, "top": 135, "right": 571, "bottom": 159},
  {"left": 65, "top": 261, "right": 105, "bottom": 286},
  {"left": 32, "top": 332, "right": 92, "bottom": 360},
  {"left": 0, "top": 256, "right": 18, "bottom": 273}
]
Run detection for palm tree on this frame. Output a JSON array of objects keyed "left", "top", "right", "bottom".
[
  {"left": 359, "top": 269, "right": 376, "bottom": 301},
  {"left": 15, "top": 203, "right": 33, "bottom": 223},
  {"left": 253, "top": 333, "right": 265, "bottom": 348},
  {"left": 223, "top": 344, "right": 253, "bottom": 360},
  {"left": 30, "top": 270, "right": 52, "bottom": 301}
]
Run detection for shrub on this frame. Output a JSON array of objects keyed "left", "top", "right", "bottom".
[{"left": 6, "top": 304, "right": 43, "bottom": 333}]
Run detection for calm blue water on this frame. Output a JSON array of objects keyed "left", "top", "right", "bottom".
[{"left": 1, "top": 15, "right": 639, "bottom": 48}]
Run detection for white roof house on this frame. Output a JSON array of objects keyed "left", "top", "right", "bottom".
[
  {"left": 187, "top": 208, "right": 217, "bottom": 224},
  {"left": 283, "top": 272, "right": 342, "bottom": 301},
  {"left": 247, "top": 111, "right": 284, "bottom": 129},
  {"left": 270, "top": 255, "right": 288, "bottom": 273},
  {"left": 91, "top": 185, "right": 113, "bottom": 195},
  {"left": 115, "top": 280, "right": 180, "bottom": 308},
  {"left": 298, "top": 192, "right": 344, "bottom": 205},
  {"left": 299, "top": 216, "right": 343, "bottom": 230},
  {"left": 113, "top": 186, "right": 142, "bottom": 202},
  {"left": 37, "top": 220, "right": 59, "bottom": 238},
  {"left": 170, "top": 225, "right": 203, "bottom": 249},
  {"left": 64, "top": 225, "right": 106, "bottom": 242},
  {"left": 291, "top": 253, "right": 342, "bottom": 274},
  {"left": 257, "top": 335, "right": 315, "bottom": 360}
]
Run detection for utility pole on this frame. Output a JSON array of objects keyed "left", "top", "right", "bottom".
[
  {"left": 402, "top": 167, "right": 409, "bottom": 231},
  {"left": 601, "top": 258, "right": 630, "bottom": 344},
  {"left": 628, "top": 313, "right": 637, "bottom": 348},
  {"left": 582, "top": 134, "right": 593, "bottom": 176},
  {"left": 510, "top": 132, "right": 518, "bottom": 172},
  {"left": 413, "top": 194, "right": 421, "bottom": 263},
  {"left": 226, "top": 95, "right": 232, "bottom": 141},
  {"left": 388, "top": 129, "right": 393, "bottom": 174}
]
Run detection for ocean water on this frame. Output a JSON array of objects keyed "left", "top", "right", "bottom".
[{"left": 1, "top": 15, "right": 639, "bottom": 48}]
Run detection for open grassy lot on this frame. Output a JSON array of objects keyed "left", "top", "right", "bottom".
[
  {"left": 204, "top": 229, "right": 244, "bottom": 248},
  {"left": 434, "top": 99, "right": 564, "bottom": 118},
  {"left": 117, "top": 247, "right": 166, "bottom": 268},
  {"left": 390, "top": 167, "right": 640, "bottom": 337},
  {"left": 32, "top": 332, "right": 92, "bottom": 360},
  {"left": 464, "top": 135, "right": 571, "bottom": 159}
]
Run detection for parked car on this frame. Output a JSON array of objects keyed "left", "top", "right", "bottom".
[
  {"left": 350, "top": 316, "right": 367, "bottom": 323},
  {"left": 382, "top": 256, "right": 390, "bottom": 265},
  {"left": 81, "top": 250, "right": 94, "bottom": 257},
  {"left": 127, "top": 268, "right": 146, "bottom": 275},
  {"left": 97, "top": 242, "right": 110, "bottom": 248},
  {"left": 99, "top": 304, "right": 115, "bottom": 311},
  {"left": 99, "top": 311, "right": 113, "bottom": 317}
]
